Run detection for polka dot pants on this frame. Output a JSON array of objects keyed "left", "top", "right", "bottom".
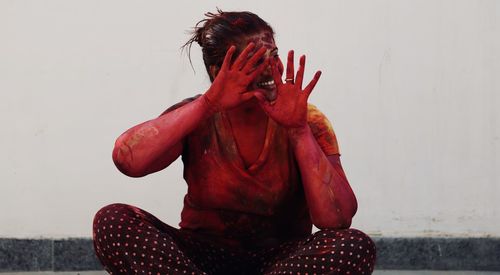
[{"left": 93, "top": 203, "right": 376, "bottom": 274}]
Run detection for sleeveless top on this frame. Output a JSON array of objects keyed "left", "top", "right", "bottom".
[{"left": 161, "top": 95, "right": 339, "bottom": 247}]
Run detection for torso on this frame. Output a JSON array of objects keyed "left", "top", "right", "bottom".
[
  {"left": 228, "top": 116, "right": 267, "bottom": 168},
  {"left": 169, "top": 96, "right": 339, "bottom": 245},
  {"left": 227, "top": 101, "right": 269, "bottom": 168}
]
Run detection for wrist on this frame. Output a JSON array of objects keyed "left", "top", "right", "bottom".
[{"left": 201, "top": 92, "right": 220, "bottom": 114}]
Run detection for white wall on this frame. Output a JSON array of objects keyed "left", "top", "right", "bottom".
[{"left": 1, "top": 0, "right": 498, "bottom": 238}]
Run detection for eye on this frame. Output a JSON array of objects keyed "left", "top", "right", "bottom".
[{"left": 252, "top": 56, "right": 265, "bottom": 68}]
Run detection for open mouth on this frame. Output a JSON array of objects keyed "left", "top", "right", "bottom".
[
  {"left": 255, "top": 80, "right": 277, "bottom": 101},
  {"left": 257, "top": 80, "right": 275, "bottom": 90}
]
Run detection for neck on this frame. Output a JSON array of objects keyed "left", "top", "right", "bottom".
[{"left": 227, "top": 98, "right": 267, "bottom": 125}]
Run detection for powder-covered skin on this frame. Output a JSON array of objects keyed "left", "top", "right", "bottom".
[
  {"left": 239, "top": 32, "right": 282, "bottom": 102},
  {"left": 160, "top": 96, "right": 340, "bottom": 244},
  {"left": 113, "top": 41, "right": 356, "bottom": 232},
  {"left": 95, "top": 7, "right": 380, "bottom": 272}
]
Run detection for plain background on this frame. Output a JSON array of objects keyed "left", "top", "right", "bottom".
[{"left": 1, "top": 0, "right": 499, "bottom": 238}]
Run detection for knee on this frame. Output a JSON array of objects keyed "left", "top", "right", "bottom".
[
  {"left": 92, "top": 203, "right": 136, "bottom": 239},
  {"left": 93, "top": 203, "right": 135, "bottom": 225},
  {"left": 314, "top": 228, "right": 374, "bottom": 243},
  {"left": 343, "top": 228, "right": 376, "bottom": 256},
  {"left": 312, "top": 228, "right": 377, "bottom": 264}
]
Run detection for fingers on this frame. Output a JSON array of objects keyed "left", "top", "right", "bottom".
[
  {"left": 295, "top": 55, "right": 306, "bottom": 89},
  {"left": 242, "top": 46, "right": 267, "bottom": 73},
  {"left": 252, "top": 91, "right": 274, "bottom": 114},
  {"left": 271, "top": 58, "right": 283, "bottom": 87},
  {"left": 304, "top": 70, "right": 322, "bottom": 97},
  {"left": 277, "top": 57, "right": 284, "bottom": 76},
  {"left": 232, "top": 43, "right": 256, "bottom": 71},
  {"left": 248, "top": 58, "right": 270, "bottom": 82},
  {"left": 240, "top": 89, "right": 263, "bottom": 102},
  {"left": 248, "top": 90, "right": 267, "bottom": 103},
  {"left": 286, "top": 50, "right": 294, "bottom": 83},
  {"left": 221, "top": 45, "right": 236, "bottom": 72}
]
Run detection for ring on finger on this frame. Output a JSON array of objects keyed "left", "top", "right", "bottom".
[{"left": 285, "top": 78, "right": 294, "bottom": 84}]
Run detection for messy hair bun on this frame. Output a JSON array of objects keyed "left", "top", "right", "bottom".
[{"left": 182, "top": 8, "right": 274, "bottom": 81}]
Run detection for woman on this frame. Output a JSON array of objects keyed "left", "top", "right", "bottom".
[{"left": 93, "top": 10, "right": 376, "bottom": 275}]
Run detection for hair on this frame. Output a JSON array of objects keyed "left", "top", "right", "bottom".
[{"left": 182, "top": 8, "right": 274, "bottom": 81}]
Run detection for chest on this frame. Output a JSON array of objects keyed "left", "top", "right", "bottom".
[{"left": 230, "top": 121, "right": 267, "bottom": 168}]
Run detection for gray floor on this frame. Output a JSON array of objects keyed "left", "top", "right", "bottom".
[{"left": 1, "top": 271, "right": 500, "bottom": 274}]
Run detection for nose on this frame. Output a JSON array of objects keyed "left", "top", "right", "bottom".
[
  {"left": 262, "top": 57, "right": 283, "bottom": 79},
  {"left": 262, "top": 62, "right": 273, "bottom": 76}
]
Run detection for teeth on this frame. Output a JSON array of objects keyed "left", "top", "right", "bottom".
[{"left": 258, "top": 80, "right": 274, "bottom": 86}]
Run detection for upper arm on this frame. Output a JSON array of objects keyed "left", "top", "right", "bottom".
[
  {"left": 309, "top": 105, "right": 355, "bottom": 212},
  {"left": 327, "top": 154, "right": 347, "bottom": 179},
  {"left": 327, "top": 154, "right": 341, "bottom": 166}
]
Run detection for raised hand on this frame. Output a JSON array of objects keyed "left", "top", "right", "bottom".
[
  {"left": 204, "top": 43, "right": 269, "bottom": 111},
  {"left": 255, "top": 50, "right": 322, "bottom": 128}
]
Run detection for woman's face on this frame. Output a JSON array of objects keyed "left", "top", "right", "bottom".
[{"left": 236, "top": 31, "right": 284, "bottom": 102}]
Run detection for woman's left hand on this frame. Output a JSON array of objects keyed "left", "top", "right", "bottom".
[{"left": 255, "top": 50, "right": 322, "bottom": 129}]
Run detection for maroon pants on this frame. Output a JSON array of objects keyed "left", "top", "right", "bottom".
[{"left": 93, "top": 203, "right": 376, "bottom": 274}]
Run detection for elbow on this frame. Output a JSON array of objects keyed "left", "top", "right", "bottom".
[
  {"left": 112, "top": 140, "right": 147, "bottom": 178},
  {"left": 115, "top": 163, "right": 147, "bottom": 178},
  {"left": 313, "top": 215, "right": 352, "bottom": 230},
  {"left": 312, "top": 205, "right": 356, "bottom": 230}
]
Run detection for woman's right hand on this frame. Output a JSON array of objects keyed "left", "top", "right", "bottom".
[{"left": 204, "top": 43, "right": 269, "bottom": 111}]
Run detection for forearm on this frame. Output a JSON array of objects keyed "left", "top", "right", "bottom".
[
  {"left": 289, "top": 126, "right": 357, "bottom": 229},
  {"left": 113, "top": 94, "right": 216, "bottom": 177}
]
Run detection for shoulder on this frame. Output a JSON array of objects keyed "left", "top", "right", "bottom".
[
  {"left": 307, "top": 103, "right": 334, "bottom": 135},
  {"left": 306, "top": 103, "right": 340, "bottom": 156}
]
